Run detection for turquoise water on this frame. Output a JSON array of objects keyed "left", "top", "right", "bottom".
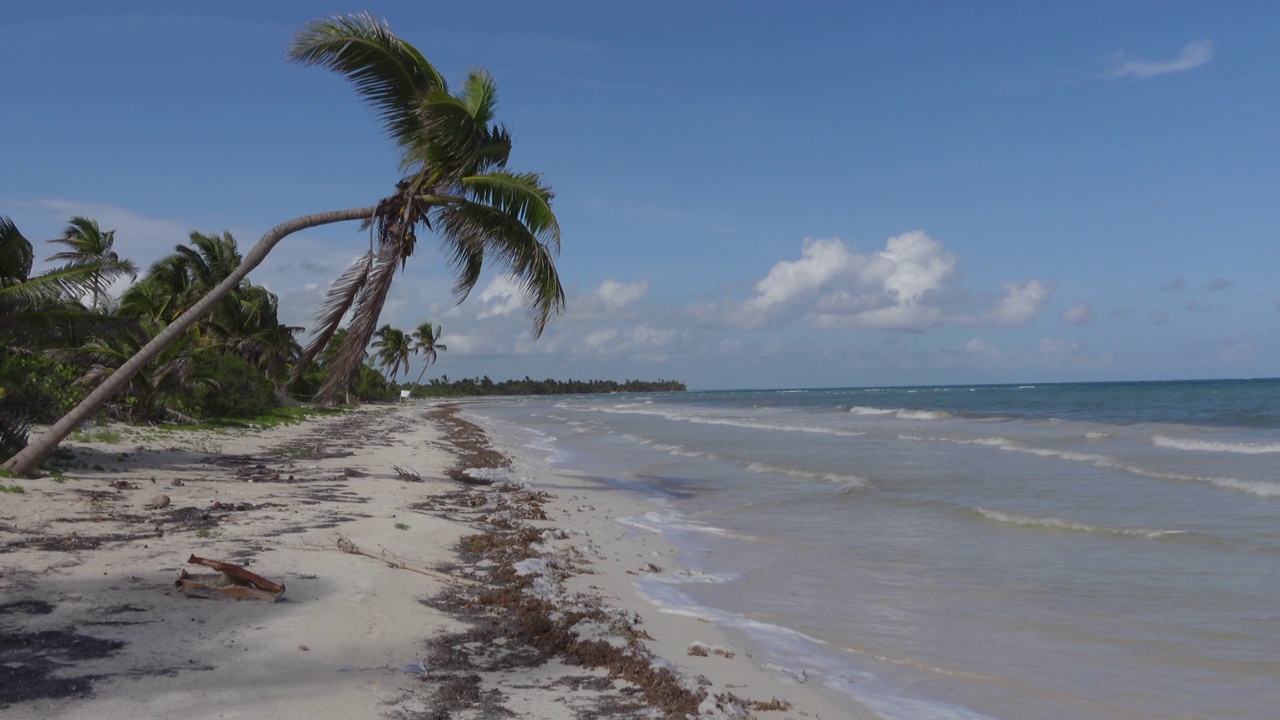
[{"left": 464, "top": 379, "right": 1280, "bottom": 719}]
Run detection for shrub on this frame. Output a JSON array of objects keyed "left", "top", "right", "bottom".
[
  {"left": 0, "top": 352, "right": 87, "bottom": 423},
  {"left": 177, "top": 351, "right": 278, "bottom": 420}
]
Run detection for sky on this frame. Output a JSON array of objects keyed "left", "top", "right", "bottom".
[{"left": 4, "top": 1, "right": 1278, "bottom": 390}]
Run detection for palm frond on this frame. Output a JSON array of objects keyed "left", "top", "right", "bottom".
[
  {"left": 0, "top": 263, "right": 102, "bottom": 307},
  {"left": 292, "top": 252, "right": 374, "bottom": 379},
  {"left": 460, "top": 172, "right": 561, "bottom": 251},
  {"left": 0, "top": 216, "right": 34, "bottom": 283},
  {"left": 288, "top": 12, "right": 446, "bottom": 154},
  {"left": 316, "top": 243, "right": 400, "bottom": 403},
  {"left": 434, "top": 199, "right": 565, "bottom": 337},
  {"left": 475, "top": 124, "right": 513, "bottom": 172},
  {"left": 457, "top": 69, "right": 499, "bottom": 127},
  {"left": 407, "top": 89, "right": 485, "bottom": 175}
]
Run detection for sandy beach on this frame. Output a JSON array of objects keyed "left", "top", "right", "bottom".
[{"left": 0, "top": 402, "right": 851, "bottom": 719}]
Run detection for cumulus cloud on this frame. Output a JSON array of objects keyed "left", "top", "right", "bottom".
[
  {"left": 1148, "top": 310, "right": 1169, "bottom": 325},
  {"left": 1162, "top": 277, "right": 1185, "bottom": 292},
  {"left": 1108, "top": 40, "right": 1215, "bottom": 80},
  {"left": 595, "top": 278, "right": 649, "bottom": 312},
  {"left": 474, "top": 275, "right": 525, "bottom": 319},
  {"left": 983, "top": 279, "right": 1055, "bottom": 326},
  {"left": 1061, "top": 302, "right": 1094, "bottom": 325},
  {"left": 1206, "top": 278, "right": 1233, "bottom": 291},
  {"left": 724, "top": 231, "right": 1052, "bottom": 332}
]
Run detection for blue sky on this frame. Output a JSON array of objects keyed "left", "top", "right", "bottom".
[{"left": 4, "top": 2, "right": 1278, "bottom": 390}]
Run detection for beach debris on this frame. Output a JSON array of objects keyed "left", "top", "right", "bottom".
[
  {"left": 147, "top": 494, "right": 171, "bottom": 510},
  {"left": 175, "top": 554, "right": 286, "bottom": 601},
  {"left": 332, "top": 534, "right": 476, "bottom": 586},
  {"left": 392, "top": 465, "right": 422, "bottom": 482}
]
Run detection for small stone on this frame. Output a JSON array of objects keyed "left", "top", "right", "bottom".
[
  {"left": 169, "top": 478, "right": 184, "bottom": 487},
  {"left": 148, "top": 494, "right": 171, "bottom": 509},
  {"left": 298, "top": 645, "right": 309, "bottom": 652}
]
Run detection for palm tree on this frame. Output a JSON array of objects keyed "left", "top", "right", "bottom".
[
  {"left": 407, "top": 321, "right": 446, "bottom": 396},
  {"left": 73, "top": 318, "right": 206, "bottom": 423},
  {"left": 370, "top": 324, "right": 411, "bottom": 381},
  {"left": 1, "top": 216, "right": 126, "bottom": 350},
  {"left": 4, "top": 13, "right": 563, "bottom": 475},
  {"left": 287, "top": 13, "right": 563, "bottom": 405},
  {"left": 46, "top": 217, "right": 138, "bottom": 311}
]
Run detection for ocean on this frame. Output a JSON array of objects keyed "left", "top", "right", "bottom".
[{"left": 461, "top": 379, "right": 1280, "bottom": 719}]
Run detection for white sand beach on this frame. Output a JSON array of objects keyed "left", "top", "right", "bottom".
[{"left": 0, "top": 402, "right": 854, "bottom": 719}]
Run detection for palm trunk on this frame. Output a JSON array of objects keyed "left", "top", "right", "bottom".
[
  {"left": 407, "top": 361, "right": 430, "bottom": 398},
  {"left": 3, "top": 205, "right": 377, "bottom": 476}
]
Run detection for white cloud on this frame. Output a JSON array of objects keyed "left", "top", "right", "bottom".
[
  {"left": 475, "top": 275, "right": 525, "bottom": 319},
  {"left": 595, "top": 278, "right": 649, "bottom": 312},
  {"left": 1061, "top": 302, "right": 1094, "bottom": 325},
  {"left": 744, "top": 236, "right": 854, "bottom": 315},
  {"left": 1108, "top": 40, "right": 1215, "bottom": 80},
  {"left": 1148, "top": 310, "right": 1170, "bottom": 325},
  {"left": 1161, "top": 276, "right": 1185, "bottom": 292},
  {"left": 725, "top": 231, "right": 1052, "bottom": 332},
  {"left": 982, "top": 279, "right": 1056, "bottom": 326},
  {"left": 1206, "top": 278, "right": 1233, "bottom": 291}
]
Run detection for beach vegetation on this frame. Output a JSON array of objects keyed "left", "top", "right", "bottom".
[
  {"left": 4, "top": 13, "right": 564, "bottom": 475},
  {"left": 70, "top": 427, "right": 125, "bottom": 444},
  {"left": 371, "top": 325, "right": 412, "bottom": 382},
  {"left": 0, "top": 483, "right": 24, "bottom": 494},
  {"left": 395, "top": 522, "right": 410, "bottom": 531},
  {"left": 407, "top": 322, "right": 446, "bottom": 396},
  {"left": 408, "top": 376, "right": 687, "bottom": 398}
]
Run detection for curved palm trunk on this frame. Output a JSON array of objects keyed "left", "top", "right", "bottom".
[
  {"left": 3, "top": 206, "right": 376, "bottom": 476},
  {"left": 407, "top": 357, "right": 434, "bottom": 398}
]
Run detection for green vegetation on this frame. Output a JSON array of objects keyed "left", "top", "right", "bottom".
[
  {"left": 5, "top": 13, "right": 567, "bottom": 474},
  {"left": 1, "top": 484, "right": 25, "bottom": 494},
  {"left": 407, "top": 376, "right": 686, "bottom": 398},
  {"left": 394, "top": 522, "right": 410, "bottom": 531},
  {"left": 70, "top": 427, "right": 125, "bottom": 444}
]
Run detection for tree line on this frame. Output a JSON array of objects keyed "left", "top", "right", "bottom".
[{"left": 407, "top": 376, "right": 686, "bottom": 398}]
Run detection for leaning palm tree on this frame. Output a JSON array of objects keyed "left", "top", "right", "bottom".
[
  {"left": 370, "top": 324, "right": 411, "bottom": 381},
  {"left": 289, "top": 14, "right": 563, "bottom": 404},
  {"left": 3, "top": 13, "right": 563, "bottom": 475},
  {"left": 407, "top": 321, "right": 446, "bottom": 396},
  {"left": 46, "top": 217, "right": 138, "bottom": 311}
]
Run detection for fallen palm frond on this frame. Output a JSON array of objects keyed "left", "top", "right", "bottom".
[{"left": 334, "top": 533, "right": 475, "bottom": 586}]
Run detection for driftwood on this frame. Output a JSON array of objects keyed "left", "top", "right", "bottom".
[
  {"left": 175, "top": 554, "right": 286, "bottom": 602},
  {"left": 334, "top": 534, "right": 475, "bottom": 586}
]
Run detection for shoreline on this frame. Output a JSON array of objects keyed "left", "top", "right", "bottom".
[{"left": 1, "top": 402, "right": 853, "bottom": 719}]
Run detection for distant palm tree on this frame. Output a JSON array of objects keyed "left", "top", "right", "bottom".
[
  {"left": 371, "top": 324, "right": 411, "bottom": 381},
  {"left": 407, "top": 322, "right": 446, "bottom": 396},
  {"left": 45, "top": 217, "right": 137, "bottom": 311},
  {"left": 121, "top": 232, "right": 298, "bottom": 384},
  {"left": 1, "top": 216, "right": 126, "bottom": 350},
  {"left": 5, "top": 13, "right": 564, "bottom": 475}
]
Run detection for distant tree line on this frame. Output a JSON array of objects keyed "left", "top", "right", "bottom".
[{"left": 407, "top": 375, "right": 686, "bottom": 398}]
